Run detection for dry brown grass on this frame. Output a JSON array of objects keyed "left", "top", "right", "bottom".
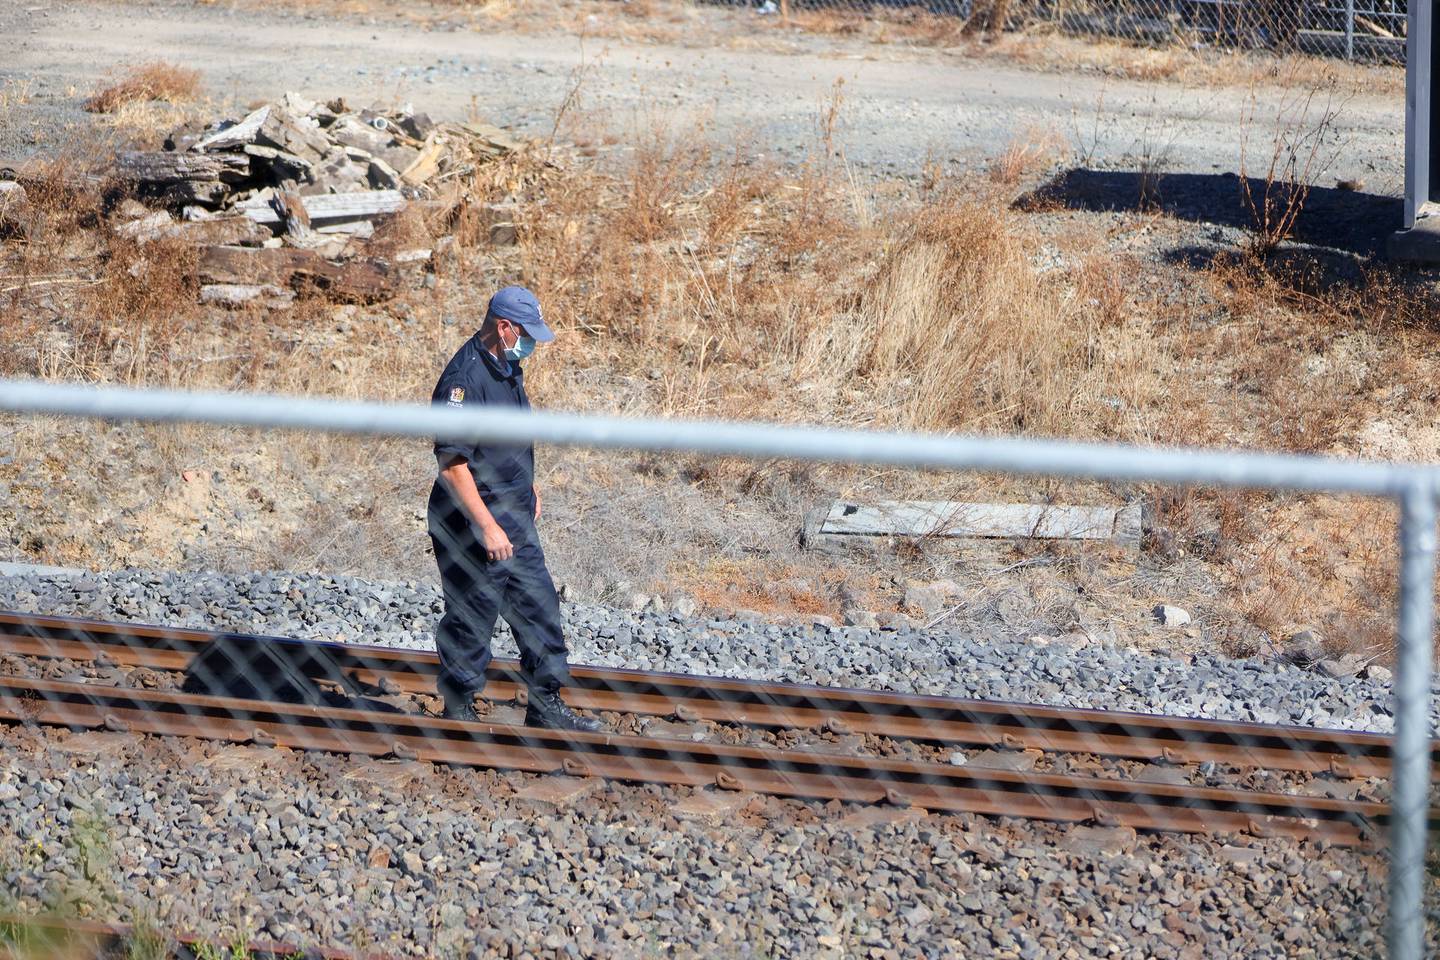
[
  {"left": 986, "top": 126, "right": 1066, "bottom": 188},
  {"left": 83, "top": 62, "right": 202, "bottom": 114},
  {"left": 981, "top": 31, "right": 1402, "bottom": 93},
  {"left": 3, "top": 81, "right": 1435, "bottom": 657}
]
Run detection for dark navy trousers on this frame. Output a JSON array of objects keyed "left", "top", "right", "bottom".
[{"left": 427, "top": 483, "right": 571, "bottom": 697}]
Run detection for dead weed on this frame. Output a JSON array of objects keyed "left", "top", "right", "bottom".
[{"left": 84, "top": 62, "right": 202, "bottom": 114}]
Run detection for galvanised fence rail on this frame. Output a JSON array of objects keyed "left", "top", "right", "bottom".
[{"left": 0, "top": 377, "right": 1435, "bottom": 958}]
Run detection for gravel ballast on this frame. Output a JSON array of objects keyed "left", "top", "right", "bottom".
[
  {"left": 0, "top": 569, "right": 1433, "bottom": 957},
  {"left": 0, "top": 727, "right": 1412, "bottom": 959}
]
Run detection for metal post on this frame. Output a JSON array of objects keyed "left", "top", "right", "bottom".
[
  {"left": 1389, "top": 482, "right": 1437, "bottom": 960},
  {"left": 1402, "top": 0, "right": 1431, "bottom": 228},
  {"left": 1345, "top": 0, "right": 1355, "bottom": 61}
]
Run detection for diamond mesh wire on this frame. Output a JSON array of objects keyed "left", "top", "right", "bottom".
[
  {"left": 0, "top": 380, "right": 1434, "bottom": 957},
  {"left": 737, "top": 0, "right": 1407, "bottom": 61}
]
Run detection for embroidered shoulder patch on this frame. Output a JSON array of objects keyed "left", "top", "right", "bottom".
[{"left": 447, "top": 387, "right": 465, "bottom": 407}]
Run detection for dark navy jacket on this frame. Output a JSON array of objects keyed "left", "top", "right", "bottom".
[{"left": 431, "top": 334, "right": 533, "bottom": 497}]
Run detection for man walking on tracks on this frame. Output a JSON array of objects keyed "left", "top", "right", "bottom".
[{"left": 427, "top": 285, "right": 601, "bottom": 733}]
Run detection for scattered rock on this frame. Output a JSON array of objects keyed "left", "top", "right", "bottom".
[
  {"left": 875, "top": 610, "right": 913, "bottom": 631},
  {"left": 1152, "top": 604, "right": 1191, "bottom": 628},
  {"left": 902, "top": 584, "right": 945, "bottom": 619},
  {"left": 0, "top": 181, "right": 34, "bottom": 238},
  {"left": 842, "top": 608, "right": 880, "bottom": 629},
  {"left": 1283, "top": 629, "right": 1325, "bottom": 667},
  {"left": 1317, "top": 658, "right": 1361, "bottom": 680}
]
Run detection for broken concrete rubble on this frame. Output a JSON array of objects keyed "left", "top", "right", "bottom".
[{"left": 108, "top": 92, "right": 528, "bottom": 305}]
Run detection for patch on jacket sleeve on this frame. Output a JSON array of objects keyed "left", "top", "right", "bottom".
[{"left": 447, "top": 387, "right": 465, "bottom": 407}]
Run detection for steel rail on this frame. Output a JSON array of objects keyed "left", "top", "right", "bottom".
[
  {"left": 0, "top": 379, "right": 1430, "bottom": 496},
  {"left": 0, "top": 675, "right": 1392, "bottom": 845},
  {"left": 0, "top": 611, "right": 1413, "bottom": 779}
]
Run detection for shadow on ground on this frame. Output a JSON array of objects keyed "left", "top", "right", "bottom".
[{"left": 1018, "top": 168, "right": 1404, "bottom": 259}]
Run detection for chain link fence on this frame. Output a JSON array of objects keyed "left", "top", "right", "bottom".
[
  {"left": 755, "top": 0, "right": 1407, "bottom": 61},
  {"left": 0, "top": 380, "right": 1435, "bottom": 957}
]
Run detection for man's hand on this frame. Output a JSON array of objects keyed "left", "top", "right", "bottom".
[
  {"left": 533, "top": 486, "right": 542, "bottom": 520},
  {"left": 437, "top": 458, "right": 513, "bottom": 561},
  {"left": 480, "top": 522, "right": 514, "bottom": 562}
]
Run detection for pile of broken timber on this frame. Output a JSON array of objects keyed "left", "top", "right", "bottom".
[{"left": 111, "top": 91, "right": 527, "bottom": 306}]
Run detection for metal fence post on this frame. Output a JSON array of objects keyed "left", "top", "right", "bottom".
[
  {"left": 1345, "top": 0, "right": 1355, "bottom": 61},
  {"left": 1389, "top": 481, "right": 1437, "bottom": 960}
]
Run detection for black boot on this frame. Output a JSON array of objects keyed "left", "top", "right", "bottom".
[
  {"left": 525, "top": 687, "right": 602, "bottom": 732},
  {"left": 440, "top": 686, "right": 483, "bottom": 723}
]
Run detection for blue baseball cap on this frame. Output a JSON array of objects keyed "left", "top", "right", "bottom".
[{"left": 487, "top": 285, "right": 554, "bottom": 343}]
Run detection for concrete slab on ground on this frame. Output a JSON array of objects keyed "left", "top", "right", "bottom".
[
  {"left": 345, "top": 759, "right": 432, "bottom": 789},
  {"left": 644, "top": 718, "right": 708, "bottom": 741},
  {"left": 515, "top": 775, "right": 599, "bottom": 808},
  {"left": 1295, "top": 778, "right": 1362, "bottom": 800},
  {"left": 483, "top": 705, "right": 527, "bottom": 725},
  {"left": 1389, "top": 215, "right": 1440, "bottom": 263},
  {"left": 812, "top": 500, "right": 1143, "bottom": 547},
  {"left": 672, "top": 789, "right": 751, "bottom": 822},
  {"left": 1134, "top": 764, "right": 1191, "bottom": 785},
  {"left": 964, "top": 748, "right": 1042, "bottom": 772},
  {"left": 1063, "top": 824, "right": 1138, "bottom": 857},
  {"left": 50, "top": 731, "right": 130, "bottom": 757},
  {"left": 839, "top": 805, "right": 928, "bottom": 829},
  {"left": 0, "top": 561, "right": 84, "bottom": 576},
  {"left": 199, "top": 744, "right": 272, "bottom": 774},
  {"left": 1217, "top": 844, "right": 1264, "bottom": 864}
]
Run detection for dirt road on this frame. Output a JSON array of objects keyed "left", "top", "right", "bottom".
[{"left": 0, "top": 0, "right": 1406, "bottom": 190}]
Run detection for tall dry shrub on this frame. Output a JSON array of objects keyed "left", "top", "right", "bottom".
[
  {"left": 1237, "top": 66, "right": 1349, "bottom": 256},
  {"left": 70, "top": 237, "right": 201, "bottom": 383},
  {"left": 798, "top": 193, "right": 1152, "bottom": 437},
  {"left": 83, "top": 62, "right": 201, "bottom": 114}
]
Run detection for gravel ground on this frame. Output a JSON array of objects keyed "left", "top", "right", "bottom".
[
  {"left": 0, "top": 569, "right": 1415, "bottom": 734},
  {"left": 0, "top": 0, "right": 1406, "bottom": 186},
  {"left": 0, "top": 568, "right": 1434, "bottom": 957}
]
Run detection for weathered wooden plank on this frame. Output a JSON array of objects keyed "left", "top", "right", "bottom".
[
  {"left": 115, "top": 151, "right": 249, "bottom": 184},
  {"left": 255, "top": 107, "right": 332, "bottom": 166},
  {"left": 458, "top": 120, "right": 526, "bottom": 155},
  {"left": 819, "top": 500, "right": 1134, "bottom": 541},
  {"left": 236, "top": 189, "right": 406, "bottom": 225},
  {"left": 197, "top": 245, "right": 395, "bottom": 302},
  {"left": 199, "top": 283, "right": 295, "bottom": 309},
  {"left": 198, "top": 245, "right": 326, "bottom": 285},
  {"left": 194, "top": 106, "right": 272, "bottom": 153}
]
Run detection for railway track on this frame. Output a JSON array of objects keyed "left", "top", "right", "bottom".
[{"left": 0, "top": 611, "right": 1425, "bottom": 846}]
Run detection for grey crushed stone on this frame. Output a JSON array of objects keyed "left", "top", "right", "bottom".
[
  {"left": 0, "top": 569, "right": 1435, "bottom": 957},
  {"left": 0, "top": 735, "right": 1417, "bottom": 959},
  {"left": 0, "top": 569, "right": 1420, "bottom": 734}
]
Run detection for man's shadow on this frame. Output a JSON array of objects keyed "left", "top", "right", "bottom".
[{"left": 180, "top": 633, "right": 406, "bottom": 713}]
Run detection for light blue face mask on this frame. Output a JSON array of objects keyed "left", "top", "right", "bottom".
[{"left": 504, "top": 333, "right": 536, "bottom": 362}]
